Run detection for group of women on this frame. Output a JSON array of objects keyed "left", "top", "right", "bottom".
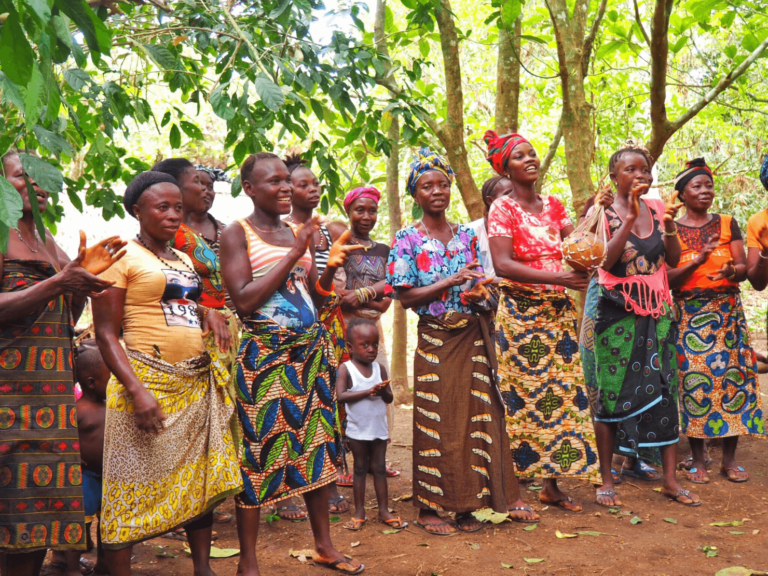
[{"left": 1, "top": 136, "right": 766, "bottom": 575}]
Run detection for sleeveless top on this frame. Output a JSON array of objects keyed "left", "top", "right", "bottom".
[
  {"left": 238, "top": 219, "right": 317, "bottom": 329},
  {"left": 343, "top": 361, "right": 388, "bottom": 441},
  {"left": 314, "top": 225, "right": 333, "bottom": 275},
  {"left": 675, "top": 214, "right": 741, "bottom": 294}
]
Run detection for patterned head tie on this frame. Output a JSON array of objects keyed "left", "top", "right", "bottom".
[
  {"left": 406, "top": 147, "right": 455, "bottom": 197},
  {"left": 343, "top": 186, "right": 381, "bottom": 213},
  {"left": 194, "top": 164, "right": 231, "bottom": 183},
  {"left": 483, "top": 130, "right": 530, "bottom": 176},
  {"left": 674, "top": 158, "right": 713, "bottom": 193}
]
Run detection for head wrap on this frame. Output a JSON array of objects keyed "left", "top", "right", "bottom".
[
  {"left": 405, "top": 147, "right": 455, "bottom": 197},
  {"left": 194, "top": 164, "right": 231, "bottom": 183},
  {"left": 674, "top": 158, "right": 713, "bottom": 194},
  {"left": 760, "top": 153, "right": 768, "bottom": 192},
  {"left": 344, "top": 186, "right": 381, "bottom": 213},
  {"left": 123, "top": 171, "right": 178, "bottom": 218},
  {"left": 483, "top": 130, "right": 530, "bottom": 175}
]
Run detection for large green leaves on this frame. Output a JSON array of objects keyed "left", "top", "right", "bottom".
[
  {"left": 0, "top": 8, "right": 34, "bottom": 86},
  {"left": 255, "top": 77, "right": 285, "bottom": 111},
  {"left": 19, "top": 154, "right": 63, "bottom": 195}
]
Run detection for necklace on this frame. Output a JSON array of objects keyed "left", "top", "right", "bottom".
[
  {"left": 286, "top": 215, "right": 325, "bottom": 249},
  {"left": 420, "top": 220, "right": 455, "bottom": 242},
  {"left": 350, "top": 235, "right": 374, "bottom": 250},
  {"left": 249, "top": 216, "right": 286, "bottom": 235},
  {"left": 135, "top": 234, "right": 199, "bottom": 279},
  {"left": 15, "top": 227, "right": 41, "bottom": 253}
]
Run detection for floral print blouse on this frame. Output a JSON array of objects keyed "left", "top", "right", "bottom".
[
  {"left": 385, "top": 224, "right": 482, "bottom": 316},
  {"left": 487, "top": 195, "right": 572, "bottom": 290}
]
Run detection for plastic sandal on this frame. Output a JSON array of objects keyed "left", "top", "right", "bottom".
[
  {"left": 720, "top": 465, "right": 749, "bottom": 483},
  {"left": 415, "top": 519, "right": 457, "bottom": 536},
  {"left": 343, "top": 517, "right": 367, "bottom": 531},
  {"left": 622, "top": 460, "right": 661, "bottom": 481},
  {"left": 595, "top": 489, "right": 621, "bottom": 507},
  {"left": 379, "top": 516, "right": 408, "bottom": 529},
  {"left": 336, "top": 473, "right": 354, "bottom": 487},
  {"left": 663, "top": 488, "right": 702, "bottom": 507},
  {"left": 508, "top": 505, "right": 539, "bottom": 524},
  {"left": 686, "top": 467, "right": 710, "bottom": 484},
  {"left": 312, "top": 554, "right": 365, "bottom": 574}
]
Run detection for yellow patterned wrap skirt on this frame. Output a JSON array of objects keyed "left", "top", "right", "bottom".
[{"left": 100, "top": 350, "right": 242, "bottom": 549}]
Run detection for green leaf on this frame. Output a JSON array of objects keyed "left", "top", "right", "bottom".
[
  {"left": 51, "top": 15, "right": 74, "bottom": 49},
  {"left": 371, "top": 57, "right": 386, "bottom": 76},
  {"left": 143, "top": 44, "right": 178, "bottom": 70},
  {"left": 64, "top": 69, "right": 91, "bottom": 91},
  {"left": 210, "top": 85, "right": 236, "bottom": 120},
  {"left": 724, "top": 45, "right": 737, "bottom": 59},
  {"left": 33, "top": 126, "right": 75, "bottom": 158},
  {"left": 67, "top": 188, "right": 83, "bottom": 212},
  {"left": 230, "top": 175, "right": 242, "bottom": 197},
  {"left": 169, "top": 124, "right": 181, "bottom": 149},
  {"left": 179, "top": 120, "right": 203, "bottom": 140},
  {"left": 711, "top": 521, "right": 744, "bottom": 527},
  {"left": 501, "top": 563, "right": 513, "bottom": 569},
  {"left": 419, "top": 38, "right": 429, "bottom": 58},
  {"left": 729, "top": 531, "right": 745, "bottom": 535},
  {"left": 381, "top": 529, "right": 400, "bottom": 534},
  {"left": 524, "top": 558, "right": 545, "bottom": 564},
  {"left": 209, "top": 546, "right": 239, "bottom": 558},
  {"left": 269, "top": 0, "right": 291, "bottom": 18},
  {"left": 720, "top": 10, "right": 736, "bottom": 28},
  {"left": 22, "top": 64, "right": 45, "bottom": 128},
  {"left": 630, "top": 516, "right": 642, "bottom": 525},
  {"left": 0, "top": 222, "right": 9, "bottom": 253},
  {"left": 596, "top": 40, "right": 625, "bottom": 60},
  {"left": 523, "top": 523, "right": 537, "bottom": 531},
  {"left": 27, "top": 0, "right": 52, "bottom": 23},
  {"left": 0, "top": 8, "right": 34, "bottom": 86},
  {"left": 411, "top": 202, "right": 423, "bottom": 220},
  {"left": 255, "top": 77, "right": 285, "bottom": 111},
  {"left": 0, "top": 73, "right": 25, "bottom": 112},
  {"left": 576, "top": 531, "right": 602, "bottom": 537},
  {"left": 520, "top": 34, "right": 548, "bottom": 45},
  {"left": 663, "top": 518, "right": 678, "bottom": 524},
  {"left": 715, "top": 568, "right": 768, "bottom": 576},
  {"left": 55, "top": 0, "right": 111, "bottom": 54},
  {"left": 742, "top": 34, "right": 759, "bottom": 53},
  {"left": 500, "top": 0, "right": 522, "bottom": 28},
  {"left": 670, "top": 36, "right": 688, "bottom": 53},
  {"left": 19, "top": 154, "right": 63, "bottom": 195},
  {"left": 0, "top": 176, "right": 24, "bottom": 228},
  {"left": 330, "top": 516, "right": 342, "bottom": 522}
]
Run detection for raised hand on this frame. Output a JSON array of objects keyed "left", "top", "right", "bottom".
[
  {"left": 664, "top": 190, "right": 685, "bottom": 223},
  {"left": 707, "top": 257, "right": 735, "bottom": 282},
  {"left": 694, "top": 235, "right": 719, "bottom": 267},
  {"left": 462, "top": 276, "right": 494, "bottom": 303},
  {"left": 327, "top": 229, "right": 366, "bottom": 268},
  {"left": 449, "top": 259, "right": 485, "bottom": 287},
  {"left": 595, "top": 183, "right": 614, "bottom": 208},
  {"left": 77, "top": 231, "right": 127, "bottom": 275},
  {"left": 294, "top": 215, "right": 321, "bottom": 253},
  {"left": 628, "top": 181, "right": 649, "bottom": 219}
]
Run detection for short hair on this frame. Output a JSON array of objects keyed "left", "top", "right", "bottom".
[
  {"left": 608, "top": 141, "right": 654, "bottom": 173},
  {"left": 346, "top": 318, "right": 378, "bottom": 343},
  {"left": 123, "top": 171, "right": 178, "bottom": 217},
  {"left": 151, "top": 158, "right": 194, "bottom": 181},
  {"left": 284, "top": 152, "right": 310, "bottom": 175},
  {"left": 75, "top": 343, "right": 106, "bottom": 386},
  {"left": 481, "top": 175, "right": 510, "bottom": 203},
  {"left": 240, "top": 152, "right": 280, "bottom": 184}
]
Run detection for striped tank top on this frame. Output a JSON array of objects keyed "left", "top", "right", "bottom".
[
  {"left": 239, "top": 219, "right": 317, "bottom": 329},
  {"left": 314, "top": 225, "right": 333, "bottom": 275}
]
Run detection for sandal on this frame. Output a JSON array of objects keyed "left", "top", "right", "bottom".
[
  {"left": 415, "top": 518, "right": 457, "bottom": 536},
  {"left": 386, "top": 465, "right": 401, "bottom": 478},
  {"left": 379, "top": 516, "right": 408, "bottom": 529},
  {"left": 213, "top": 507, "right": 232, "bottom": 523},
  {"left": 595, "top": 489, "right": 622, "bottom": 507},
  {"left": 163, "top": 527, "right": 188, "bottom": 541},
  {"left": 343, "top": 517, "right": 367, "bottom": 531},
  {"left": 686, "top": 467, "right": 711, "bottom": 484},
  {"left": 678, "top": 455, "right": 712, "bottom": 471},
  {"left": 276, "top": 502, "right": 309, "bottom": 521},
  {"left": 663, "top": 488, "right": 702, "bottom": 507},
  {"left": 721, "top": 465, "right": 749, "bottom": 483},
  {"left": 508, "top": 505, "right": 540, "bottom": 524},
  {"left": 329, "top": 494, "right": 350, "bottom": 514},
  {"left": 611, "top": 467, "right": 622, "bottom": 484},
  {"left": 455, "top": 512, "right": 484, "bottom": 533},
  {"left": 312, "top": 554, "right": 365, "bottom": 574},
  {"left": 622, "top": 460, "right": 661, "bottom": 481},
  {"left": 337, "top": 473, "right": 354, "bottom": 487},
  {"left": 539, "top": 495, "right": 583, "bottom": 513}
]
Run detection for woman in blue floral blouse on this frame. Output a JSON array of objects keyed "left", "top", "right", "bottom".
[{"left": 386, "top": 148, "right": 528, "bottom": 536}]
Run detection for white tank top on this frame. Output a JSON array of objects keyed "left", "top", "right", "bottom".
[{"left": 343, "top": 361, "right": 389, "bottom": 441}]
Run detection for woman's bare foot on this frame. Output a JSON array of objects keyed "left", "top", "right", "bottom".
[
  {"left": 595, "top": 483, "right": 622, "bottom": 507},
  {"left": 507, "top": 499, "right": 540, "bottom": 523},
  {"left": 539, "top": 480, "right": 582, "bottom": 512},
  {"left": 661, "top": 480, "right": 701, "bottom": 506}
]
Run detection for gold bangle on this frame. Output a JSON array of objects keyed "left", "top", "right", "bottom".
[
  {"left": 663, "top": 224, "right": 678, "bottom": 237},
  {"left": 315, "top": 280, "right": 332, "bottom": 297}
]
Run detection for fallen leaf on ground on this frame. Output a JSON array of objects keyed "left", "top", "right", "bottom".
[
  {"left": 752, "top": 530, "right": 760, "bottom": 535},
  {"left": 468, "top": 542, "right": 480, "bottom": 550},
  {"left": 351, "top": 541, "right": 360, "bottom": 548},
  {"left": 381, "top": 529, "right": 400, "bottom": 534},
  {"left": 630, "top": 516, "right": 642, "bottom": 525},
  {"left": 576, "top": 531, "right": 602, "bottom": 537},
  {"left": 608, "top": 508, "right": 620, "bottom": 514},
  {"left": 209, "top": 547, "right": 240, "bottom": 558},
  {"left": 289, "top": 549, "right": 315, "bottom": 564},
  {"left": 663, "top": 518, "right": 677, "bottom": 524},
  {"left": 653, "top": 487, "right": 662, "bottom": 492},
  {"left": 330, "top": 516, "right": 342, "bottom": 523},
  {"left": 555, "top": 529, "right": 578, "bottom": 538},
  {"left": 715, "top": 567, "right": 768, "bottom": 576},
  {"left": 527, "top": 484, "right": 542, "bottom": 491},
  {"left": 416, "top": 543, "right": 429, "bottom": 547},
  {"left": 501, "top": 563, "right": 514, "bottom": 569},
  {"left": 701, "top": 545, "right": 718, "bottom": 558},
  {"left": 711, "top": 520, "right": 744, "bottom": 527},
  {"left": 524, "top": 558, "right": 545, "bottom": 564},
  {"left": 472, "top": 507, "right": 510, "bottom": 524},
  {"left": 393, "top": 494, "right": 413, "bottom": 502},
  {"left": 523, "top": 524, "right": 537, "bottom": 531},
  {"left": 729, "top": 531, "right": 746, "bottom": 535},
  {"left": 155, "top": 546, "right": 177, "bottom": 558}
]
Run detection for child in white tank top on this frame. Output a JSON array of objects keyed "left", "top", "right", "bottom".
[{"left": 336, "top": 319, "right": 407, "bottom": 532}]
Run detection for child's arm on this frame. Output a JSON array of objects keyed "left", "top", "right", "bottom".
[
  {"left": 335, "top": 364, "right": 375, "bottom": 404},
  {"left": 373, "top": 364, "right": 394, "bottom": 404}
]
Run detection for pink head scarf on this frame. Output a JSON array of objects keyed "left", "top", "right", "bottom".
[{"left": 343, "top": 186, "right": 381, "bottom": 213}]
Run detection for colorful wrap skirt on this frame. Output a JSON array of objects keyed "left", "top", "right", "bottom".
[
  {"left": 100, "top": 350, "right": 241, "bottom": 549},
  {"left": 674, "top": 288, "right": 765, "bottom": 439},
  {"left": 496, "top": 283, "right": 599, "bottom": 480},
  {"left": 594, "top": 286, "right": 680, "bottom": 455},
  {"left": 580, "top": 278, "right": 661, "bottom": 465},
  {"left": 0, "top": 260, "right": 86, "bottom": 552},
  {"left": 234, "top": 319, "right": 338, "bottom": 507},
  {"left": 412, "top": 312, "right": 514, "bottom": 514}
]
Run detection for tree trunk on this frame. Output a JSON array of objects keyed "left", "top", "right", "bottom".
[
  {"left": 386, "top": 117, "right": 410, "bottom": 405},
  {"left": 495, "top": 18, "right": 522, "bottom": 134}
]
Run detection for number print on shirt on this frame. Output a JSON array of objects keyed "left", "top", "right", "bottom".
[{"left": 160, "top": 269, "right": 202, "bottom": 328}]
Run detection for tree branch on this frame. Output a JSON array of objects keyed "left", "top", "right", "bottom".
[
  {"left": 633, "top": 0, "right": 651, "bottom": 47},
  {"left": 536, "top": 115, "right": 563, "bottom": 194},
  {"left": 583, "top": 0, "right": 608, "bottom": 68},
  {"left": 495, "top": 17, "right": 522, "bottom": 133},
  {"left": 646, "top": 0, "right": 674, "bottom": 162}
]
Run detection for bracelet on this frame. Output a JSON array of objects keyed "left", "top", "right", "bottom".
[
  {"left": 760, "top": 250, "right": 768, "bottom": 260},
  {"left": 726, "top": 266, "right": 737, "bottom": 280},
  {"left": 315, "top": 280, "right": 332, "bottom": 297},
  {"left": 663, "top": 224, "right": 678, "bottom": 237},
  {"left": 197, "top": 305, "right": 209, "bottom": 320},
  {"left": 370, "top": 286, "right": 378, "bottom": 300}
]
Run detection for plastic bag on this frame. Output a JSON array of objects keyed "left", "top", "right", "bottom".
[{"left": 561, "top": 203, "right": 608, "bottom": 272}]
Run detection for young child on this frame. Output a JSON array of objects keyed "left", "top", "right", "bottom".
[
  {"left": 336, "top": 319, "right": 406, "bottom": 531},
  {"left": 56, "top": 341, "right": 110, "bottom": 575}
]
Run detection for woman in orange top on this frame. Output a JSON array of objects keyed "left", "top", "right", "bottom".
[{"left": 669, "top": 158, "right": 763, "bottom": 485}]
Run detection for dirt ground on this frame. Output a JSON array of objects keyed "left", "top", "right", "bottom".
[{"left": 42, "top": 401, "right": 767, "bottom": 576}]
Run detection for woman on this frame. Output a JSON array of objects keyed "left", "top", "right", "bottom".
[
  {"left": 386, "top": 147, "right": 526, "bottom": 535},
  {"left": 468, "top": 176, "right": 515, "bottom": 277},
  {"left": 220, "top": 153, "right": 364, "bottom": 575},
  {"left": 0, "top": 152, "right": 121, "bottom": 576},
  {"left": 485, "top": 131, "right": 599, "bottom": 514},
  {"left": 282, "top": 152, "right": 350, "bottom": 518},
  {"left": 670, "top": 158, "right": 763, "bottom": 484},
  {"left": 591, "top": 144, "right": 699, "bottom": 507},
  {"left": 92, "top": 171, "right": 242, "bottom": 576}
]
